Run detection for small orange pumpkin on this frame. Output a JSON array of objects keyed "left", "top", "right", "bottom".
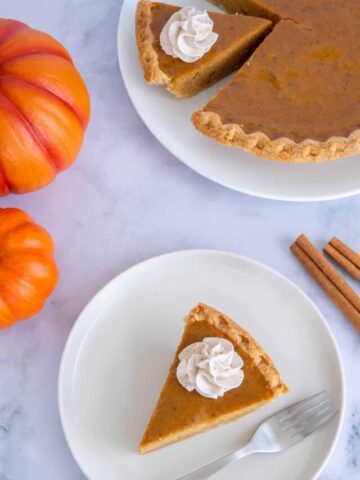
[
  {"left": 0, "top": 208, "right": 58, "bottom": 328},
  {"left": 0, "top": 19, "right": 90, "bottom": 195}
]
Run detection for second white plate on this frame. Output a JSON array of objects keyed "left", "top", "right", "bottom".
[
  {"left": 59, "top": 250, "right": 345, "bottom": 480},
  {"left": 118, "top": 0, "right": 360, "bottom": 201}
]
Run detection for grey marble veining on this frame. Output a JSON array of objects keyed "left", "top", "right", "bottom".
[{"left": 0, "top": 0, "right": 359, "bottom": 479}]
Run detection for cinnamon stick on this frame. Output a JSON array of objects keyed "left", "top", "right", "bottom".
[
  {"left": 323, "top": 237, "right": 360, "bottom": 281},
  {"left": 291, "top": 234, "right": 360, "bottom": 332}
]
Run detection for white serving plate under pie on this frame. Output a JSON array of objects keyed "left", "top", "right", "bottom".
[
  {"left": 58, "top": 250, "right": 345, "bottom": 480},
  {"left": 117, "top": 0, "right": 360, "bottom": 201}
]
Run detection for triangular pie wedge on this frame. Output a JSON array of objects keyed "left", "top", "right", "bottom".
[
  {"left": 136, "top": 0, "right": 272, "bottom": 97},
  {"left": 139, "top": 303, "right": 288, "bottom": 453}
]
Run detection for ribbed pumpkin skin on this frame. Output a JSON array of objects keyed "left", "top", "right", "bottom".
[
  {"left": 0, "top": 19, "right": 90, "bottom": 195},
  {"left": 0, "top": 208, "right": 58, "bottom": 328}
]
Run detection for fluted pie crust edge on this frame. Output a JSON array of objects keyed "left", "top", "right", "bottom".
[{"left": 192, "top": 111, "right": 360, "bottom": 163}]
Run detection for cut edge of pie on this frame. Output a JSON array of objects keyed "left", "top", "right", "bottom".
[
  {"left": 139, "top": 303, "right": 288, "bottom": 454},
  {"left": 210, "top": 0, "right": 281, "bottom": 21},
  {"left": 191, "top": 109, "right": 360, "bottom": 162},
  {"left": 135, "top": 0, "right": 273, "bottom": 98}
]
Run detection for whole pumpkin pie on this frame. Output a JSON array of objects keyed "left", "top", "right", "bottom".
[
  {"left": 193, "top": 0, "right": 360, "bottom": 161},
  {"left": 136, "top": 0, "right": 272, "bottom": 97},
  {"left": 139, "top": 303, "right": 288, "bottom": 453}
]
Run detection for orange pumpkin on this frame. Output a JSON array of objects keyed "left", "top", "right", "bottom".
[
  {"left": 0, "top": 19, "right": 90, "bottom": 195},
  {"left": 0, "top": 208, "right": 58, "bottom": 328}
]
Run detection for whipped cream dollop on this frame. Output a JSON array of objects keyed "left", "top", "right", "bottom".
[
  {"left": 160, "top": 6, "right": 219, "bottom": 63},
  {"left": 176, "top": 337, "right": 244, "bottom": 399}
]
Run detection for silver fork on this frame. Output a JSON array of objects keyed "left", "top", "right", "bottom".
[{"left": 177, "top": 391, "right": 338, "bottom": 480}]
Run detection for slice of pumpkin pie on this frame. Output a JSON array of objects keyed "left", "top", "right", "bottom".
[
  {"left": 136, "top": 0, "right": 272, "bottom": 97},
  {"left": 139, "top": 303, "right": 288, "bottom": 453}
]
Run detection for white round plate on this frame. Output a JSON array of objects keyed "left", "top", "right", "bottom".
[
  {"left": 118, "top": 0, "right": 360, "bottom": 201},
  {"left": 59, "top": 250, "right": 345, "bottom": 480}
]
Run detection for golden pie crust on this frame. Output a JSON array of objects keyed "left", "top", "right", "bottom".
[
  {"left": 192, "top": 110, "right": 360, "bottom": 163},
  {"left": 136, "top": 0, "right": 170, "bottom": 86},
  {"left": 139, "top": 303, "right": 288, "bottom": 453}
]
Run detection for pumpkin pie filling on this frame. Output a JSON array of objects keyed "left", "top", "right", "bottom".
[
  {"left": 196, "top": 21, "right": 360, "bottom": 144},
  {"left": 192, "top": 0, "right": 360, "bottom": 161},
  {"left": 140, "top": 304, "right": 288, "bottom": 453}
]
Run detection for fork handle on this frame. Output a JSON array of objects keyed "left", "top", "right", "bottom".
[{"left": 177, "top": 444, "right": 254, "bottom": 480}]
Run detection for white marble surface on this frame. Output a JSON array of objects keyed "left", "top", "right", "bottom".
[{"left": 0, "top": 0, "right": 359, "bottom": 478}]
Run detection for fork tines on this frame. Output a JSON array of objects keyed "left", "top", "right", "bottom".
[{"left": 277, "top": 391, "right": 338, "bottom": 438}]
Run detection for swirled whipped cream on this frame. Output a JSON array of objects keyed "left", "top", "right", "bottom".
[
  {"left": 176, "top": 337, "right": 244, "bottom": 399},
  {"left": 160, "top": 6, "right": 219, "bottom": 63}
]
